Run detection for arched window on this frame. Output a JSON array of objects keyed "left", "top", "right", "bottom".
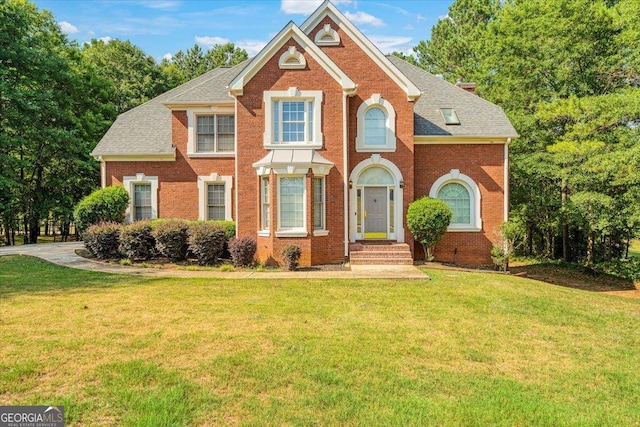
[
  {"left": 429, "top": 169, "right": 482, "bottom": 231},
  {"left": 437, "top": 182, "right": 470, "bottom": 224},
  {"left": 356, "top": 94, "right": 396, "bottom": 152},
  {"left": 364, "top": 108, "right": 386, "bottom": 146}
]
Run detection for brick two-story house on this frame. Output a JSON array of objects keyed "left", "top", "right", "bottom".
[{"left": 91, "top": 1, "right": 518, "bottom": 266}]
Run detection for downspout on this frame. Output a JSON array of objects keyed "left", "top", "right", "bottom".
[
  {"left": 99, "top": 156, "right": 106, "bottom": 188},
  {"left": 504, "top": 138, "right": 511, "bottom": 222},
  {"left": 343, "top": 91, "right": 349, "bottom": 258},
  {"left": 233, "top": 94, "right": 239, "bottom": 238}
]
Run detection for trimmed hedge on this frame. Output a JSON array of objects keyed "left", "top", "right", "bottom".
[
  {"left": 188, "top": 222, "right": 226, "bottom": 265},
  {"left": 83, "top": 222, "right": 122, "bottom": 259},
  {"left": 74, "top": 186, "right": 129, "bottom": 232},
  {"left": 229, "top": 236, "right": 257, "bottom": 267},
  {"left": 120, "top": 220, "right": 155, "bottom": 260},
  {"left": 281, "top": 244, "right": 301, "bottom": 271},
  {"left": 152, "top": 219, "right": 189, "bottom": 261}
]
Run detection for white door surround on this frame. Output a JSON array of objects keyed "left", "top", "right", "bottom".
[{"left": 349, "top": 155, "right": 404, "bottom": 242}]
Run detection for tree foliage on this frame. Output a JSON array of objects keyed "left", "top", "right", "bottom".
[
  {"left": 406, "top": 197, "right": 452, "bottom": 261},
  {"left": 414, "top": 0, "right": 640, "bottom": 263},
  {"left": 73, "top": 186, "right": 129, "bottom": 233},
  {"left": 161, "top": 43, "right": 248, "bottom": 86}
]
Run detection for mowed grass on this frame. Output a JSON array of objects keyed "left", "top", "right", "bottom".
[
  {"left": 630, "top": 239, "right": 640, "bottom": 258},
  {"left": 1, "top": 256, "right": 639, "bottom": 426}
]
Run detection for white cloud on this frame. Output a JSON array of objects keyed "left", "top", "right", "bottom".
[
  {"left": 59, "top": 21, "right": 79, "bottom": 34},
  {"left": 417, "top": 14, "right": 426, "bottom": 22},
  {"left": 162, "top": 53, "right": 173, "bottom": 62},
  {"left": 98, "top": 36, "right": 112, "bottom": 43},
  {"left": 195, "top": 36, "right": 231, "bottom": 48},
  {"left": 87, "top": 30, "right": 95, "bottom": 36},
  {"left": 281, "top": 0, "right": 351, "bottom": 15},
  {"left": 367, "top": 35, "right": 412, "bottom": 54},
  {"left": 138, "top": 1, "right": 181, "bottom": 10},
  {"left": 236, "top": 40, "right": 267, "bottom": 57},
  {"left": 403, "top": 24, "right": 414, "bottom": 31},
  {"left": 344, "top": 11, "right": 385, "bottom": 27}
]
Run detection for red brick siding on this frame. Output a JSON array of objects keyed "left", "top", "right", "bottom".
[
  {"left": 311, "top": 17, "right": 416, "bottom": 253},
  {"left": 236, "top": 39, "right": 345, "bottom": 266},
  {"left": 414, "top": 144, "right": 505, "bottom": 265},
  {"left": 105, "top": 111, "right": 235, "bottom": 220}
]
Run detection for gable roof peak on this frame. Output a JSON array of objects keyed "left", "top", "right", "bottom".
[
  {"left": 228, "top": 20, "right": 356, "bottom": 96},
  {"left": 301, "top": 1, "right": 421, "bottom": 101}
]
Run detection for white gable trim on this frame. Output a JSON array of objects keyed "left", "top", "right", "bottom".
[
  {"left": 301, "top": 1, "right": 421, "bottom": 101},
  {"left": 228, "top": 21, "right": 356, "bottom": 96}
]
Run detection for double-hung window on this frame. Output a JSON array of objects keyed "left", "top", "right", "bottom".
[
  {"left": 133, "top": 184, "right": 152, "bottom": 220},
  {"left": 263, "top": 89, "right": 322, "bottom": 147},
  {"left": 261, "top": 176, "right": 270, "bottom": 231},
  {"left": 195, "top": 114, "right": 235, "bottom": 153},
  {"left": 313, "top": 177, "right": 325, "bottom": 230},
  {"left": 207, "top": 183, "right": 226, "bottom": 221},
  {"left": 273, "top": 100, "right": 314, "bottom": 144}
]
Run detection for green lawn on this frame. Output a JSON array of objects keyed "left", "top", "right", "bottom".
[
  {"left": 630, "top": 239, "right": 640, "bottom": 258},
  {"left": 1, "top": 256, "right": 639, "bottom": 426}
]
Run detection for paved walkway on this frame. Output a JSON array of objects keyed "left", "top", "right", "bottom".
[{"left": 0, "top": 242, "right": 428, "bottom": 280}]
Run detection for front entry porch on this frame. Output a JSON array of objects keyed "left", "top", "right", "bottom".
[{"left": 349, "top": 241, "right": 413, "bottom": 265}]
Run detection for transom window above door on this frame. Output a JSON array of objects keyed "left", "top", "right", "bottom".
[{"left": 264, "top": 88, "right": 323, "bottom": 148}]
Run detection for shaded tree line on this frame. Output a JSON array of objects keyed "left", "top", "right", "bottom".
[
  {"left": 397, "top": 0, "right": 640, "bottom": 263},
  {"left": 0, "top": 0, "right": 247, "bottom": 245}
]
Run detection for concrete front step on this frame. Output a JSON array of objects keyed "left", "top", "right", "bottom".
[{"left": 349, "top": 242, "right": 414, "bottom": 265}]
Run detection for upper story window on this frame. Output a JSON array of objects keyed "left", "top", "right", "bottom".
[
  {"left": 279, "top": 46, "right": 306, "bottom": 70},
  {"left": 264, "top": 88, "right": 323, "bottom": 148},
  {"left": 186, "top": 107, "right": 235, "bottom": 158},
  {"left": 196, "top": 115, "right": 234, "bottom": 153},
  {"left": 356, "top": 94, "right": 396, "bottom": 152},
  {"left": 315, "top": 24, "right": 340, "bottom": 46}
]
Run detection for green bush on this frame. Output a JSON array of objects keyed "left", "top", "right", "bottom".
[
  {"left": 213, "top": 221, "right": 236, "bottom": 240},
  {"left": 229, "top": 236, "right": 257, "bottom": 267},
  {"left": 187, "top": 222, "right": 226, "bottom": 265},
  {"left": 592, "top": 258, "right": 640, "bottom": 281},
  {"left": 74, "top": 186, "right": 129, "bottom": 233},
  {"left": 280, "top": 244, "right": 301, "bottom": 271},
  {"left": 406, "top": 197, "right": 452, "bottom": 261},
  {"left": 152, "top": 219, "right": 189, "bottom": 261},
  {"left": 83, "top": 222, "right": 122, "bottom": 259},
  {"left": 120, "top": 220, "right": 155, "bottom": 261}
]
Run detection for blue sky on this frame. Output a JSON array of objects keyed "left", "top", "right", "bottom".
[{"left": 33, "top": 0, "right": 454, "bottom": 62}]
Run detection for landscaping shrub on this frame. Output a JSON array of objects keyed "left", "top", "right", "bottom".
[
  {"left": 74, "top": 186, "right": 129, "bottom": 233},
  {"left": 152, "top": 219, "right": 189, "bottom": 261},
  {"left": 187, "top": 222, "right": 226, "bottom": 265},
  {"left": 120, "top": 220, "right": 155, "bottom": 260},
  {"left": 280, "top": 244, "right": 301, "bottom": 271},
  {"left": 406, "top": 197, "right": 452, "bottom": 261},
  {"left": 83, "top": 222, "right": 122, "bottom": 259},
  {"left": 229, "top": 236, "right": 257, "bottom": 267},
  {"left": 213, "top": 221, "right": 236, "bottom": 241}
]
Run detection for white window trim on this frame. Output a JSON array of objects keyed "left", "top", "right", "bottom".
[
  {"left": 279, "top": 46, "right": 306, "bottom": 69},
  {"left": 356, "top": 94, "right": 396, "bottom": 152},
  {"left": 187, "top": 107, "right": 236, "bottom": 158},
  {"left": 264, "top": 87, "right": 323, "bottom": 149},
  {"left": 197, "top": 173, "right": 233, "bottom": 221},
  {"left": 429, "top": 169, "right": 482, "bottom": 232},
  {"left": 314, "top": 23, "right": 340, "bottom": 46},
  {"left": 123, "top": 174, "right": 158, "bottom": 223},
  {"left": 313, "top": 176, "right": 328, "bottom": 236},
  {"left": 276, "top": 175, "right": 308, "bottom": 238}
]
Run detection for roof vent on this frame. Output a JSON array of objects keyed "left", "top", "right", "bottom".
[{"left": 456, "top": 81, "right": 476, "bottom": 94}]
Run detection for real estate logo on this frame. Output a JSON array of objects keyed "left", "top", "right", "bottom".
[{"left": 0, "top": 406, "right": 64, "bottom": 427}]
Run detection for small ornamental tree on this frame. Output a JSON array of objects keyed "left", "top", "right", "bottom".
[
  {"left": 406, "top": 197, "right": 452, "bottom": 261},
  {"left": 74, "top": 186, "right": 129, "bottom": 233}
]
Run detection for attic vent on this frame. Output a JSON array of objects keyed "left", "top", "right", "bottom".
[
  {"left": 278, "top": 46, "right": 306, "bottom": 70},
  {"left": 441, "top": 108, "right": 460, "bottom": 125},
  {"left": 315, "top": 23, "right": 340, "bottom": 46}
]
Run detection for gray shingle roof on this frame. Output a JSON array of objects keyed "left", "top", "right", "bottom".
[
  {"left": 388, "top": 55, "right": 518, "bottom": 138},
  {"left": 93, "top": 56, "right": 517, "bottom": 157},
  {"left": 91, "top": 61, "right": 247, "bottom": 156}
]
